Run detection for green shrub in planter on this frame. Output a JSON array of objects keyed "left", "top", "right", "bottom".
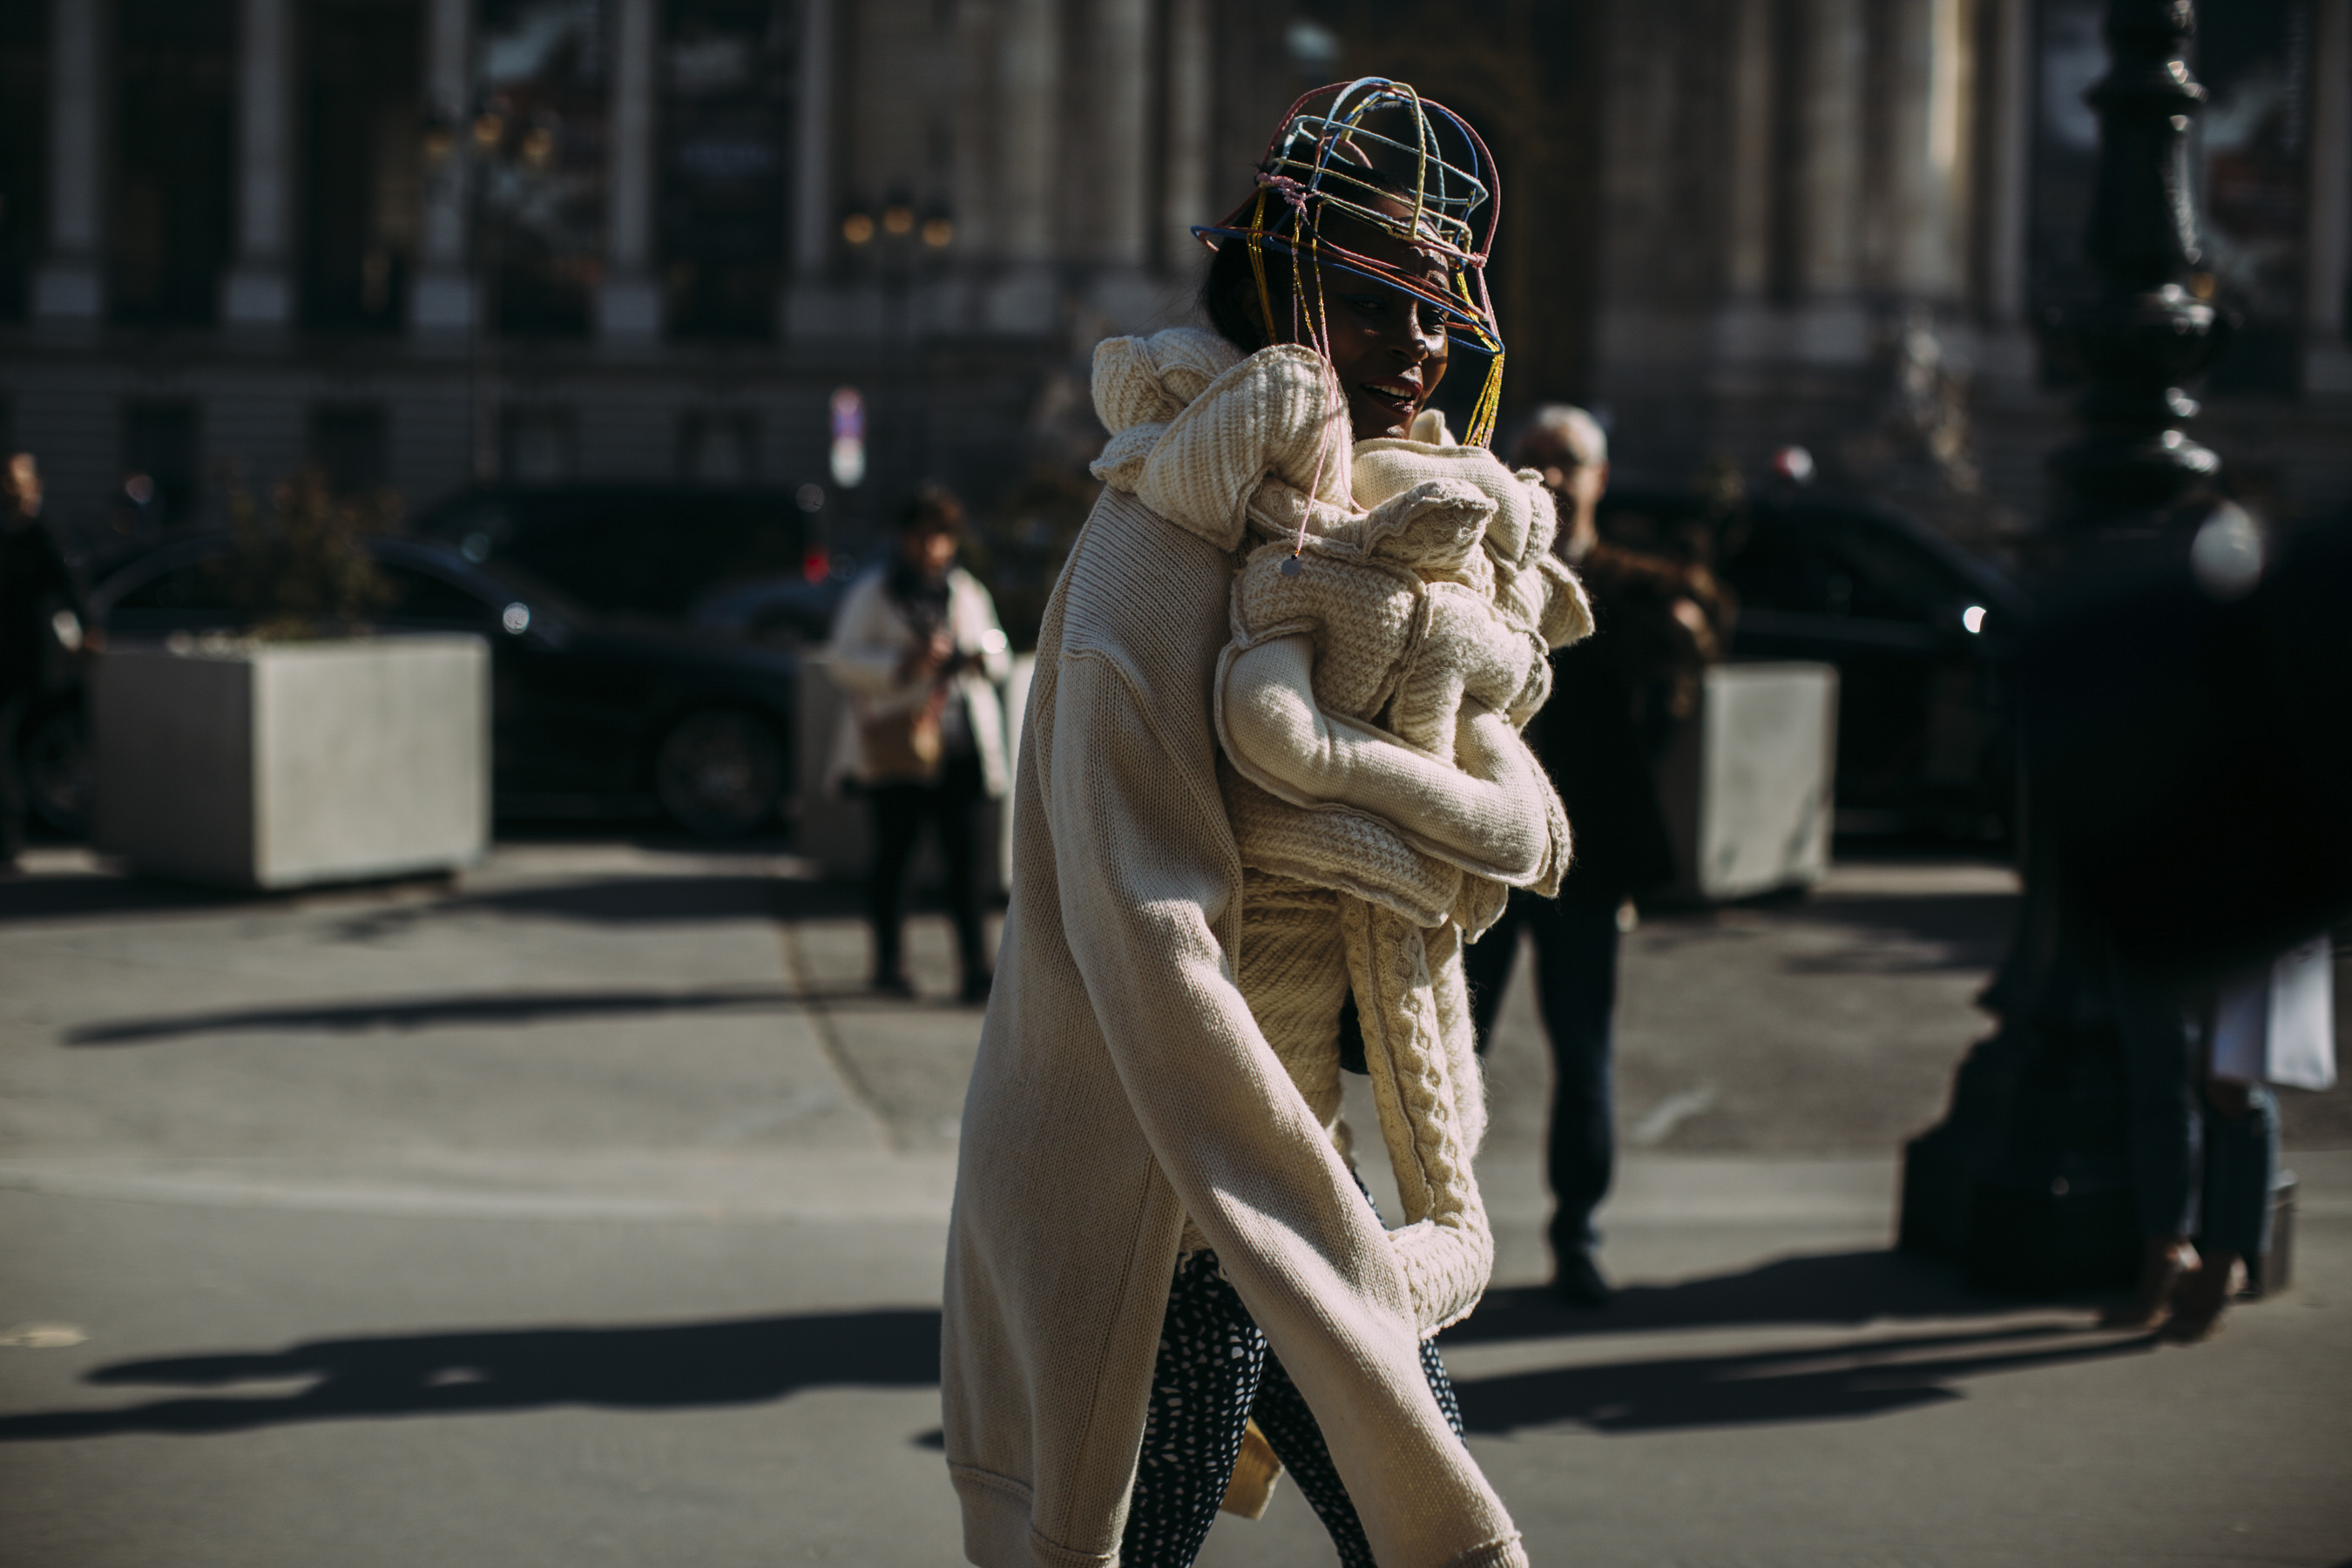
[{"left": 213, "top": 470, "right": 399, "bottom": 639}]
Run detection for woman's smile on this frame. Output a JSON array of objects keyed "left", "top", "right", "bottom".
[{"left": 1358, "top": 373, "right": 1424, "bottom": 418}]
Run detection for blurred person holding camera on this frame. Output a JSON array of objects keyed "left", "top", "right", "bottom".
[{"left": 825, "top": 485, "right": 1011, "bottom": 1004}]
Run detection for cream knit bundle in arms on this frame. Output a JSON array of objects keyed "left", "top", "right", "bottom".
[
  {"left": 1220, "top": 421, "right": 1592, "bottom": 1335},
  {"left": 1088, "top": 328, "right": 1592, "bottom": 1336}
]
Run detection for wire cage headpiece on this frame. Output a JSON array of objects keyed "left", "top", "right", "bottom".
[{"left": 1195, "top": 78, "right": 1506, "bottom": 448}]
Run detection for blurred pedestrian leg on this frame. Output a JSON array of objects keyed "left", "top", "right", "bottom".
[
  {"left": 2163, "top": 943, "right": 2327, "bottom": 1342},
  {"left": 0, "top": 695, "right": 26, "bottom": 868},
  {"left": 867, "top": 753, "right": 988, "bottom": 1001},
  {"left": 1465, "top": 884, "right": 1619, "bottom": 1276},
  {"left": 1, "top": 453, "right": 79, "bottom": 871},
  {"left": 2173, "top": 1078, "right": 2280, "bottom": 1334},
  {"left": 2106, "top": 957, "right": 2201, "bottom": 1328},
  {"left": 2106, "top": 948, "right": 2295, "bottom": 1340}
]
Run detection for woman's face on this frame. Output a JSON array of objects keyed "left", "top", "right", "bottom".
[
  {"left": 1254, "top": 216, "right": 1454, "bottom": 441},
  {"left": 901, "top": 524, "right": 958, "bottom": 577}
]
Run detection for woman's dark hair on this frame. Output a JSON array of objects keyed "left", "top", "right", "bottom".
[
  {"left": 899, "top": 483, "right": 965, "bottom": 534},
  {"left": 1200, "top": 231, "right": 1278, "bottom": 353},
  {"left": 1197, "top": 164, "right": 1415, "bottom": 355}
]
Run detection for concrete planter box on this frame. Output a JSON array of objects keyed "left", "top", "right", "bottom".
[
  {"left": 93, "top": 636, "right": 490, "bottom": 889},
  {"left": 1654, "top": 661, "right": 1840, "bottom": 902}
]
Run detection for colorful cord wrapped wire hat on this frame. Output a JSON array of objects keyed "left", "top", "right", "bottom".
[{"left": 1195, "top": 78, "right": 1506, "bottom": 449}]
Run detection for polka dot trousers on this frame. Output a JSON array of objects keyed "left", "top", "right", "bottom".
[{"left": 1119, "top": 1248, "right": 1465, "bottom": 1568}]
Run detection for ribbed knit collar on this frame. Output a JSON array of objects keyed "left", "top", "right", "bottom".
[{"left": 1088, "top": 328, "right": 1351, "bottom": 553}]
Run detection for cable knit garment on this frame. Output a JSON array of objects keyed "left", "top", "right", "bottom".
[
  {"left": 941, "top": 326, "right": 1528, "bottom": 1568},
  {"left": 1220, "top": 435, "right": 1589, "bottom": 932},
  {"left": 1204, "top": 381, "right": 1592, "bottom": 1339}
]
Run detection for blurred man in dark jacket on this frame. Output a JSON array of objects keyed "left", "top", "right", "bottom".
[
  {"left": 1465, "top": 407, "right": 1690, "bottom": 1305},
  {"left": 1, "top": 454, "right": 79, "bottom": 868}
]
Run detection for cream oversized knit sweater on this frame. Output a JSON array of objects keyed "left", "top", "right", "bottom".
[{"left": 942, "top": 326, "right": 1528, "bottom": 1568}]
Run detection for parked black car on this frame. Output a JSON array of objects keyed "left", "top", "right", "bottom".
[
  {"left": 85, "top": 533, "right": 805, "bottom": 836},
  {"left": 1598, "top": 484, "right": 2027, "bottom": 840},
  {"left": 411, "top": 483, "right": 813, "bottom": 620},
  {"left": 685, "top": 573, "right": 849, "bottom": 646}
]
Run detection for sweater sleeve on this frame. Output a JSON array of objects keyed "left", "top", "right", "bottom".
[
  {"left": 1219, "top": 635, "right": 1558, "bottom": 886},
  {"left": 1046, "top": 647, "right": 1524, "bottom": 1568}
]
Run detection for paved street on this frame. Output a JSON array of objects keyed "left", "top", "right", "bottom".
[{"left": 1, "top": 841, "right": 2347, "bottom": 1568}]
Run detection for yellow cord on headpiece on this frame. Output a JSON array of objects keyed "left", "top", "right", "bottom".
[{"left": 1246, "top": 190, "right": 1276, "bottom": 345}]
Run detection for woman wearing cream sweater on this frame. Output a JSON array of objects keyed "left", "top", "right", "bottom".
[{"left": 943, "top": 84, "right": 1549, "bottom": 1568}]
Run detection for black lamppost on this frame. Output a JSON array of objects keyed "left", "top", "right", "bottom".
[{"left": 1898, "top": 0, "right": 2230, "bottom": 1289}]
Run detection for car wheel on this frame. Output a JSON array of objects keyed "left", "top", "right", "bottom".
[
  {"left": 21, "top": 697, "right": 91, "bottom": 838},
  {"left": 655, "top": 708, "right": 785, "bottom": 838}
]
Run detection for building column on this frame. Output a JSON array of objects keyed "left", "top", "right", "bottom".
[
  {"left": 780, "top": 0, "right": 833, "bottom": 336},
  {"left": 1092, "top": 0, "right": 1148, "bottom": 267},
  {"left": 986, "top": 0, "right": 1059, "bottom": 332},
  {"left": 411, "top": 0, "right": 477, "bottom": 339},
  {"left": 31, "top": 0, "right": 104, "bottom": 325},
  {"left": 1969, "top": 0, "right": 2036, "bottom": 383},
  {"left": 1873, "top": 0, "right": 1969, "bottom": 302},
  {"left": 790, "top": 0, "right": 835, "bottom": 280},
  {"left": 1793, "top": 0, "right": 1866, "bottom": 360},
  {"left": 1086, "top": 0, "right": 1153, "bottom": 324},
  {"left": 598, "top": 0, "right": 661, "bottom": 346},
  {"left": 1162, "top": 0, "right": 1211, "bottom": 267},
  {"left": 2306, "top": 0, "right": 2352, "bottom": 393},
  {"left": 224, "top": 0, "right": 296, "bottom": 330},
  {"left": 1722, "top": 0, "right": 1775, "bottom": 301},
  {"left": 1976, "top": 0, "right": 2031, "bottom": 324},
  {"left": 950, "top": 0, "right": 995, "bottom": 260},
  {"left": 995, "top": 0, "right": 1058, "bottom": 262}
]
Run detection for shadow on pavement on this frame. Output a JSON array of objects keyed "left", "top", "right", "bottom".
[
  {"left": 1451, "top": 1321, "right": 2152, "bottom": 1435},
  {"left": 2, "top": 1252, "right": 2156, "bottom": 1443},
  {"left": 63, "top": 986, "right": 801, "bottom": 1046},
  {"left": 1441, "top": 1249, "right": 2147, "bottom": 1433},
  {"left": 325, "top": 875, "right": 862, "bottom": 936},
  {"left": 1445, "top": 1248, "right": 2058, "bottom": 1346},
  {"left": 0, "top": 865, "right": 869, "bottom": 930},
  {"left": 0, "top": 1308, "right": 943, "bottom": 1440},
  {"left": 0, "top": 873, "right": 261, "bottom": 923}
]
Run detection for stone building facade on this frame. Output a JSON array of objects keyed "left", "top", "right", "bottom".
[
  {"left": 0, "top": 0, "right": 1301, "bottom": 564},
  {"left": 2, "top": 0, "right": 2347, "bottom": 572}
]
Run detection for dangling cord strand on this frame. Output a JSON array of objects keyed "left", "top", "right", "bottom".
[{"left": 1282, "top": 184, "right": 1342, "bottom": 575}]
